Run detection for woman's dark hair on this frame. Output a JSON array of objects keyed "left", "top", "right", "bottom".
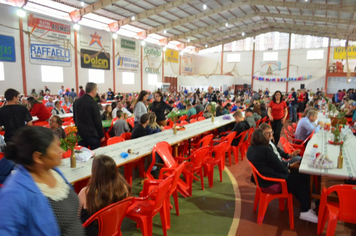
[
  {"left": 104, "top": 105, "right": 113, "bottom": 120},
  {"left": 271, "top": 91, "right": 282, "bottom": 103},
  {"left": 133, "top": 90, "right": 148, "bottom": 109},
  {"left": 51, "top": 115, "right": 63, "bottom": 125},
  {"left": 125, "top": 100, "right": 131, "bottom": 107},
  {"left": 223, "top": 103, "right": 231, "bottom": 110},
  {"left": 86, "top": 155, "right": 131, "bottom": 215},
  {"left": 253, "top": 104, "right": 261, "bottom": 115},
  {"left": 54, "top": 101, "right": 60, "bottom": 106},
  {"left": 4, "top": 126, "right": 55, "bottom": 166},
  {"left": 250, "top": 129, "right": 269, "bottom": 146},
  {"left": 27, "top": 97, "right": 39, "bottom": 108},
  {"left": 155, "top": 91, "right": 163, "bottom": 100},
  {"left": 260, "top": 103, "right": 266, "bottom": 111},
  {"left": 111, "top": 102, "right": 117, "bottom": 109}
]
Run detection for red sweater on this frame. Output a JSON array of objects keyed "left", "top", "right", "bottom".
[{"left": 30, "top": 103, "right": 51, "bottom": 121}]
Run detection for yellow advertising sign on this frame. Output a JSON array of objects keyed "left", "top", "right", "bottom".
[
  {"left": 333, "top": 47, "right": 356, "bottom": 60},
  {"left": 165, "top": 48, "right": 179, "bottom": 63}
]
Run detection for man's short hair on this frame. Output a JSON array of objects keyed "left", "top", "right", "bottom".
[
  {"left": 140, "top": 113, "right": 149, "bottom": 124},
  {"left": 71, "top": 88, "right": 75, "bottom": 92},
  {"left": 116, "top": 110, "right": 124, "bottom": 118},
  {"left": 291, "top": 88, "right": 295, "bottom": 91},
  {"left": 233, "top": 111, "right": 243, "bottom": 118},
  {"left": 307, "top": 110, "right": 318, "bottom": 118},
  {"left": 79, "top": 86, "right": 83, "bottom": 89},
  {"left": 85, "top": 82, "right": 97, "bottom": 93},
  {"left": 259, "top": 123, "right": 271, "bottom": 131},
  {"left": 4, "top": 88, "right": 19, "bottom": 101},
  {"left": 245, "top": 108, "right": 253, "bottom": 113}
]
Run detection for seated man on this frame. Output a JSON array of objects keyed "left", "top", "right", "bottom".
[
  {"left": 113, "top": 110, "right": 129, "bottom": 137},
  {"left": 194, "top": 100, "right": 204, "bottom": 114},
  {"left": 186, "top": 103, "right": 196, "bottom": 119},
  {"left": 244, "top": 108, "right": 257, "bottom": 128},
  {"left": 176, "top": 98, "right": 186, "bottom": 110},
  {"left": 45, "top": 97, "right": 55, "bottom": 107},
  {"left": 260, "top": 123, "right": 301, "bottom": 165},
  {"left": 113, "top": 101, "right": 132, "bottom": 118},
  {"left": 295, "top": 110, "right": 324, "bottom": 140},
  {"left": 131, "top": 113, "right": 149, "bottom": 139},
  {"left": 231, "top": 111, "right": 250, "bottom": 146}
]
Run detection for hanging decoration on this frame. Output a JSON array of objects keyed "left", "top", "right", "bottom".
[{"left": 252, "top": 75, "right": 313, "bottom": 82}]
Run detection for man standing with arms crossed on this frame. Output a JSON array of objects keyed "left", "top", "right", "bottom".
[{"left": 73, "top": 82, "right": 104, "bottom": 150}]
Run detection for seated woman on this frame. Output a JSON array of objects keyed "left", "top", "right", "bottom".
[
  {"left": 79, "top": 155, "right": 131, "bottom": 236},
  {"left": 260, "top": 103, "right": 268, "bottom": 118},
  {"left": 27, "top": 97, "right": 51, "bottom": 121},
  {"left": 145, "top": 112, "right": 163, "bottom": 135},
  {"left": 247, "top": 129, "right": 318, "bottom": 223},
  {"left": 222, "top": 103, "right": 232, "bottom": 115},
  {"left": 52, "top": 101, "right": 66, "bottom": 115},
  {"left": 49, "top": 115, "right": 66, "bottom": 139},
  {"left": 0, "top": 126, "right": 84, "bottom": 235},
  {"left": 101, "top": 104, "right": 113, "bottom": 121},
  {"left": 215, "top": 105, "right": 223, "bottom": 117},
  {"left": 203, "top": 104, "right": 213, "bottom": 118}
]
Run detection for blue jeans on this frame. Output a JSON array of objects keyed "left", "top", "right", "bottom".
[
  {"left": 292, "top": 104, "right": 298, "bottom": 122},
  {"left": 289, "top": 104, "right": 292, "bottom": 121}
]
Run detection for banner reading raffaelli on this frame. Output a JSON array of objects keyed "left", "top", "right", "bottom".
[
  {"left": 143, "top": 43, "right": 162, "bottom": 74},
  {"left": 27, "top": 14, "right": 71, "bottom": 67},
  {"left": 80, "top": 49, "right": 110, "bottom": 70}
]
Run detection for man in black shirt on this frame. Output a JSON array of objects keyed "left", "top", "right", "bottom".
[
  {"left": 131, "top": 113, "right": 149, "bottom": 139},
  {"left": 73, "top": 82, "right": 104, "bottom": 150},
  {"left": 0, "top": 88, "right": 33, "bottom": 143},
  {"left": 231, "top": 111, "right": 250, "bottom": 146}
]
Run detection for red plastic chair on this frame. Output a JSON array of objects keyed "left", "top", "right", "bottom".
[
  {"left": 105, "top": 117, "right": 119, "bottom": 139},
  {"left": 163, "top": 126, "right": 172, "bottom": 130},
  {"left": 286, "top": 130, "right": 315, "bottom": 156},
  {"left": 211, "top": 131, "right": 237, "bottom": 167},
  {"left": 197, "top": 111, "right": 204, "bottom": 117},
  {"left": 82, "top": 197, "right": 134, "bottom": 236},
  {"left": 292, "top": 123, "right": 297, "bottom": 130},
  {"left": 178, "top": 115, "right": 187, "bottom": 122},
  {"left": 120, "top": 132, "right": 132, "bottom": 140},
  {"left": 248, "top": 160, "right": 294, "bottom": 229},
  {"left": 283, "top": 129, "right": 303, "bottom": 144},
  {"left": 126, "top": 177, "right": 173, "bottom": 236},
  {"left": 189, "top": 114, "right": 198, "bottom": 120},
  {"left": 203, "top": 141, "right": 228, "bottom": 188},
  {"left": 231, "top": 130, "right": 249, "bottom": 164},
  {"left": 198, "top": 116, "right": 205, "bottom": 121},
  {"left": 280, "top": 137, "right": 296, "bottom": 154},
  {"left": 46, "top": 107, "right": 53, "bottom": 113},
  {"left": 243, "top": 127, "right": 255, "bottom": 154},
  {"left": 107, "top": 136, "right": 125, "bottom": 145},
  {"left": 288, "top": 125, "right": 295, "bottom": 134},
  {"left": 180, "top": 134, "right": 213, "bottom": 158},
  {"left": 177, "top": 120, "right": 189, "bottom": 126},
  {"left": 189, "top": 118, "right": 197, "bottom": 123},
  {"left": 147, "top": 141, "right": 190, "bottom": 198},
  {"left": 317, "top": 184, "right": 356, "bottom": 236},
  {"left": 126, "top": 117, "right": 135, "bottom": 129},
  {"left": 174, "top": 147, "right": 210, "bottom": 195}
]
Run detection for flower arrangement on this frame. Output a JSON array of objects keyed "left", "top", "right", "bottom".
[
  {"left": 60, "top": 126, "right": 81, "bottom": 151},
  {"left": 168, "top": 108, "right": 180, "bottom": 134},
  {"left": 209, "top": 102, "right": 216, "bottom": 115}
]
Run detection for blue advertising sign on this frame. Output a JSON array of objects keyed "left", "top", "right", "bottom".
[
  {"left": 0, "top": 35, "right": 16, "bottom": 62},
  {"left": 30, "top": 44, "right": 71, "bottom": 66}
]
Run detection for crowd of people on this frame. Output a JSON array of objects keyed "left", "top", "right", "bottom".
[{"left": 1, "top": 82, "right": 356, "bottom": 235}]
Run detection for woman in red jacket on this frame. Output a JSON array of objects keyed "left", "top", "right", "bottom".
[
  {"left": 27, "top": 97, "right": 51, "bottom": 121},
  {"left": 268, "top": 91, "right": 288, "bottom": 145}
]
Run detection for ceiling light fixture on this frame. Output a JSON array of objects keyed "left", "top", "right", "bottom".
[
  {"left": 180, "top": 51, "right": 184, "bottom": 56},
  {"left": 187, "top": 38, "right": 190, "bottom": 42},
  {"left": 163, "top": 47, "right": 167, "bottom": 51},
  {"left": 242, "top": 32, "right": 245, "bottom": 36},
  {"left": 73, "top": 23, "right": 80, "bottom": 30},
  {"left": 225, "top": 22, "right": 228, "bottom": 27},
  {"left": 205, "top": 44, "right": 208, "bottom": 48},
  {"left": 141, "top": 41, "right": 146, "bottom": 46},
  {"left": 17, "top": 9, "right": 26, "bottom": 18},
  {"left": 131, "top": 16, "right": 135, "bottom": 21},
  {"left": 80, "top": 1, "right": 84, "bottom": 6},
  {"left": 203, "top": 4, "right": 207, "bottom": 10},
  {"left": 163, "top": 30, "right": 167, "bottom": 34},
  {"left": 112, "top": 34, "right": 117, "bottom": 39}
]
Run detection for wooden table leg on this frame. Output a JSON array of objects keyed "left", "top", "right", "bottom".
[{"left": 173, "top": 144, "right": 178, "bottom": 157}]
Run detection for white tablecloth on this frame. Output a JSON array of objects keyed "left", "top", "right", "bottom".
[{"left": 59, "top": 114, "right": 235, "bottom": 183}]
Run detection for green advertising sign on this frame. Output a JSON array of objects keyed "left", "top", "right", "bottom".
[{"left": 121, "top": 38, "right": 136, "bottom": 51}]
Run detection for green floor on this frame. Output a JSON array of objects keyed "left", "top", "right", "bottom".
[{"left": 121, "top": 168, "right": 236, "bottom": 236}]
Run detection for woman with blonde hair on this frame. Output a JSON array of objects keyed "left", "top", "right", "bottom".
[
  {"left": 79, "top": 155, "right": 131, "bottom": 236},
  {"left": 145, "top": 112, "right": 163, "bottom": 135}
]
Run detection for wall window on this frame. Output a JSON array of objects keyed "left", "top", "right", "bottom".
[
  {"left": 41, "top": 65, "right": 63, "bottom": 82},
  {"left": 88, "top": 69, "right": 105, "bottom": 84},
  {"left": 307, "top": 50, "right": 324, "bottom": 60},
  {"left": 148, "top": 74, "right": 158, "bottom": 85},
  {"left": 122, "top": 72, "right": 134, "bottom": 84},
  {"left": 263, "top": 52, "right": 278, "bottom": 61},
  {"left": 0, "top": 62, "right": 4, "bottom": 81},
  {"left": 227, "top": 53, "right": 241, "bottom": 62}
]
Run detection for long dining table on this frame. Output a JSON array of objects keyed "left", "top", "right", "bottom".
[
  {"left": 59, "top": 114, "right": 239, "bottom": 184},
  {"left": 299, "top": 112, "right": 356, "bottom": 198}
]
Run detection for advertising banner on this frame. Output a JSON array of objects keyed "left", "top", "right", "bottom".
[
  {"left": 117, "top": 37, "right": 138, "bottom": 55},
  {"left": 80, "top": 27, "right": 110, "bottom": 52},
  {"left": 27, "top": 14, "right": 71, "bottom": 66},
  {"left": 117, "top": 55, "right": 139, "bottom": 72},
  {"left": 0, "top": 35, "right": 16, "bottom": 62},
  {"left": 143, "top": 43, "right": 162, "bottom": 74},
  {"left": 81, "top": 49, "right": 110, "bottom": 70},
  {"left": 181, "top": 53, "right": 194, "bottom": 75},
  {"left": 165, "top": 48, "right": 179, "bottom": 63},
  {"left": 260, "top": 61, "right": 281, "bottom": 76},
  {"left": 333, "top": 47, "right": 356, "bottom": 60}
]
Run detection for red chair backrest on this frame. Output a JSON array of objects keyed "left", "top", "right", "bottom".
[
  {"left": 126, "top": 117, "right": 135, "bottom": 129},
  {"left": 292, "top": 123, "right": 297, "bottom": 130},
  {"left": 198, "top": 117, "right": 205, "bottom": 121},
  {"left": 237, "top": 130, "right": 249, "bottom": 146},
  {"left": 151, "top": 141, "right": 177, "bottom": 170},
  {"left": 180, "top": 120, "right": 189, "bottom": 125},
  {"left": 224, "top": 131, "right": 237, "bottom": 148},
  {"left": 197, "top": 134, "right": 214, "bottom": 148},
  {"left": 120, "top": 132, "right": 132, "bottom": 140},
  {"left": 322, "top": 184, "right": 356, "bottom": 222},
  {"left": 280, "top": 137, "right": 295, "bottom": 154},
  {"left": 82, "top": 197, "right": 134, "bottom": 236},
  {"left": 198, "top": 111, "right": 204, "bottom": 117},
  {"left": 107, "top": 136, "right": 125, "bottom": 145},
  {"left": 189, "top": 114, "right": 198, "bottom": 120},
  {"left": 146, "top": 177, "right": 173, "bottom": 216},
  {"left": 210, "top": 141, "right": 228, "bottom": 162},
  {"left": 0, "top": 152, "right": 5, "bottom": 160},
  {"left": 288, "top": 125, "right": 295, "bottom": 134},
  {"left": 47, "top": 107, "right": 53, "bottom": 113},
  {"left": 189, "top": 119, "right": 197, "bottom": 123},
  {"left": 179, "top": 115, "right": 187, "bottom": 121},
  {"left": 188, "top": 147, "right": 210, "bottom": 171}
]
